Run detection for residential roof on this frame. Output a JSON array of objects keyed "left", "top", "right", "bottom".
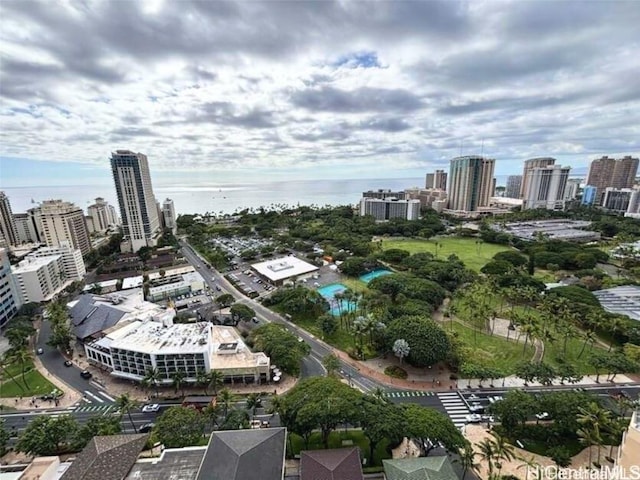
[
  {"left": 300, "top": 448, "right": 363, "bottom": 480},
  {"left": 196, "top": 427, "right": 286, "bottom": 480},
  {"left": 60, "top": 434, "right": 148, "bottom": 480},
  {"left": 593, "top": 285, "right": 640, "bottom": 321},
  {"left": 383, "top": 456, "right": 458, "bottom": 480},
  {"left": 69, "top": 294, "right": 126, "bottom": 340},
  {"left": 251, "top": 256, "right": 318, "bottom": 282}
]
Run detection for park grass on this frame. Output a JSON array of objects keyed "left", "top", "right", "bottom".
[
  {"left": 0, "top": 361, "right": 58, "bottom": 398},
  {"left": 533, "top": 269, "right": 557, "bottom": 283},
  {"left": 289, "top": 430, "right": 391, "bottom": 467},
  {"left": 444, "top": 320, "right": 535, "bottom": 375},
  {"left": 380, "top": 236, "right": 512, "bottom": 272}
]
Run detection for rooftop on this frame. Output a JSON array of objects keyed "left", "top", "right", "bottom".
[
  {"left": 383, "top": 456, "right": 458, "bottom": 480},
  {"left": 593, "top": 285, "right": 640, "bottom": 321},
  {"left": 11, "top": 254, "right": 61, "bottom": 273},
  {"left": 126, "top": 447, "right": 206, "bottom": 480},
  {"left": 211, "top": 326, "right": 269, "bottom": 369},
  {"left": 147, "top": 265, "right": 196, "bottom": 281},
  {"left": 300, "top": 448, "right": 363, "bottom": 480},
  {"left": 252, "top": 256, "right": 318, "bottom": 282},
  {"left": 109, "top": 321, "right": 211, "bottom": 355}
]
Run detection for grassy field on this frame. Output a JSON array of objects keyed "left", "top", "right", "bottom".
[
  {"left": 0, "top": 360, "right": 58, "bottom": 398},
  {"left": 443, "top": 320, "right": 535, "bottom": 375},
  {"left": 380, "top": 236, "right": 512, "bottom": 271}
]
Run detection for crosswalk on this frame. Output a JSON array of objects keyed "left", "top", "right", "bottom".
[
  {"left": 384, "top": 390, "right": 436, "bottom": 398},
  {"left": 81, "top": 390, "right": 116, "bottom": 404},
  {"left": 437, "top": 392, "right": 469, "bottom": 429},
  {"left": 73, "top": 405, "right": 114, "bottom": 414}
]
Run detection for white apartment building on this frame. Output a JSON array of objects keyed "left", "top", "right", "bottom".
[
  {"left": 0, "top": 192, "right": 18, "bottom": 248},
  {"left": 87, "top": 197, "right": 118, "bottom": 234},
  {"left": 26, "top": 242, "right": 86, "bottom": 281},
  {"left": 505, "top": 175, "right": 523, "bottom": 199},
  {"left": 84, "top": 320, "right": 270, "bottom": 384},
  {"left": 0, "top": 248, "right": 21, "bottom": 328},
  {"left": 603, "top": 188, "right": 636, "bottom": 212},
  {"left": 626, "top": 189, "right": 640, "bottom": 218},
  {"left": 564, "top": 178, "right": 581, "bottom": 200},
  {"left": 162, "top": 198, "right": 177, "bottom": 235},
  {"left": 522, "top": 165, "right": 570, "bottom": 210},
  {"left": 11, "top": 254, "right": 67, "bottom": 303},
  {"left": 359, "top": 197, "right": 421, "bottom": 221},
  {"left": 616, "top": 410, "right": 640, "bottom": 472},
  {"left": 38, "top": 200, "right": 91, "bottom": 256},
  {"left": 111, "top": 150, "right": 161, "bottom": 253}
]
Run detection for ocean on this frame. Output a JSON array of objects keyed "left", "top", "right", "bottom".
[{"left": 2, "top": 175, "right": 511, "bottom": 216}]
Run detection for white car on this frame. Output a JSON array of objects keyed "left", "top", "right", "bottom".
[
  {"left": 465, "top": 414, "right": 482, "bottom": 423},
  {"left": 535, "top": 412, "right": 550, "bottom": 420},
  {"left": 142, "top": 404, "right": 160, "bottom": 413}
]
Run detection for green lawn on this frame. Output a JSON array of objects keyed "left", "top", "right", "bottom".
[
  {"left": 444, "top": 320, "right": 535, "bottom": 375},
  {"left": 289, "top": 430, "right": 391, "bottom": 467},
  {"left": 0, "top": 361, "right": 58, "bottom": 398},
  {"left": 380, "top": 236, "right": 512, "bottom": 271}
]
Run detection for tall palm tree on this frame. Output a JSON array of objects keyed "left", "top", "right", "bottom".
[
  {"left": 115, "top": 393, "right": 139, "bottom": 433},
  {"left": 171, "top": 370, "right": 187, "bottom": 397},
  {"left": 457, "top": 444, "right": 479, "bottom": 480},
  {"left": 578, "top": 330, "right": 596, "bottom": 358},
  {"left": 607, "top": 317, "right": 626, "bottom": 352},
  {"left": 246, "top": 393, "right": 262, "bottom": 420},
  {"left": 8, "top": 347, "right": 31, "bottom": 389},
  {"left": 578, "top": 402, "right": 612, "bottom": 466},
  {"left": 477, "top": 438, "right": 496, "bottom": 479},
  {"left": 196, "top": 370, "right": 209, "bottom": 395},
  {"left": 517, "top": 455, "right": 541, "bottom": 478},
  {"left": 207, "top": 370, "right": 224, "bottom": 395},
  {"left": 489, "top": 431, "right": 516, "bottom": 478},
  {"left": 218, "top": 388, "right": 235, "bottom": 419},
  {"left": 142, "top": 367, "right": 161, "bottom": 398},
  {"left": 577, "top": 427, "right": 600, "bottom": 467}
]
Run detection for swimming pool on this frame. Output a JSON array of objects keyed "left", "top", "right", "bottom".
[
  {"left": 317, "top": 283, "right": 358, "bottom": 316},
  {"left": 359, "top": 269, "right": 392, "bottom": 283}
]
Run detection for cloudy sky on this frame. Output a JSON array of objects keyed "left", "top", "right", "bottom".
[{"left": 1, "top": 0, "right": 639, "bottom": 187}]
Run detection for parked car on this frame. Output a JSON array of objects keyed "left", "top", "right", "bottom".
[
  {"left": 64, "top": 360, "right": 73, "bottom": 367},
  {"left": 80, "top": 370, "right": 92, "bottom": 379},
  {"left": 36, "top": 348, "right": 44, "bottom": 355},
  {"left": 465, "top": 414, "right": 482, "bottom": 423},
  {"left": 142, "top": 404, "right": 160, "bottom": 413},
  {"left": 139, "top": 423, "right": 155, "bottom": 433},
  {"left": 469, "top": 404, "right": 484, "bottom": 413},
  {"left": 535, "top": 412, "right": 550, "bottom": 420}
]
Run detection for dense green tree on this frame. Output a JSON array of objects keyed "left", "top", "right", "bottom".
[
  {"left": 402, "top": 404, "right": 466, "bottom": 455},
  {"left": 488, "top": 390, "right": 537, "bottom": 431},
  {"left": 230, "top": 303, "right": 255, "bottom": 322},
  {"left": 359, "top": 398, "right": 406, "bottom": 461},
  {"left": 547, "top": 286, "right": 600, "bottom": 307},
  {"left": 4, "top": 318, "right": 36, "bottom": 350},
  {"left": 155, "top": 406, "right": 206, "bottom": 448},
  {"left": 317, "top": 314, "right": 338, "bottom": 337},
  {"left": 251, "top": 323, "right": 310, "bottom": 376},
  {"left": 380, "top": 248, "right": 411, "bottom": 264},
  {"left": 480, "top": 260, "right": 515, "bottom": 276},
  {"left": 0, "top": 420, "right": 9, "bottom": 456},
  {"left": 386, "top": 316, "right": 450, "bottom": 367},
  {"left": 322, "top": 353, "right": 341, "bottom": 376},
  {"left": 73, "top": 415, "right": 121, "bottom": 450},
  {"left": 16, "top": 415, "right": 79, "bottom": 455},
  {"left": 220, "top": 408, "right": 250, "bottom": 430},
  {"left": 493, "top": 251, "right": 528, "bottom": 268},
  {"left": 339, "top": 257, "right": 370, "bottom": 276},
  {"left": 215, "top": 293, "right": 235, "bottom": 309}
]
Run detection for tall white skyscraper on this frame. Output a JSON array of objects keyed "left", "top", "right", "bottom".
[
  {"left": 522, "top": 165, "right": 570, "bottom": 210},
  {"left": 111, "top": 150, "right": 161, "bottom": 252},
  {"left": 0, "top": 248, "right": 21, "bottom": 328},
  {"left": 521, "top": 157, "right": 556, "bottom": 199},
  {"left": 162, "top": 198, "right": 177, "bottom": 234},
  {"left": 447, "top": 156, "right": 495, "bottom": 212},
  {"left": 0, "top": 192, "right": 18, "bottom": 247},
  {"left": 87, "top": 197, "right": 118, "bottom": 233},
  {"left": 505, "top": 175, "right": 523, "bottom": 199},
  {"left": 39, "top": 200, "right": 91, "bottom": 256}
]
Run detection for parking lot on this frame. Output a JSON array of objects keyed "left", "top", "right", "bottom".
[{"left": 208, "top": 236, "right": 274, "bottom": 259}]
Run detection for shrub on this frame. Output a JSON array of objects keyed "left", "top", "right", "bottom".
[{"left": 384, "top": 365, "right": 408, "bottom": 379}]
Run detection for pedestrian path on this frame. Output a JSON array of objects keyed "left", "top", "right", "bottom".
[
  {"left": 73, "top": 405, "right": 114, "bottom": 414},
  {"left": 384, "top": 390, "right": 436, "bottom": 398},
  {"left": 437, "top": 392, "right": 469, "bottom": 429}
]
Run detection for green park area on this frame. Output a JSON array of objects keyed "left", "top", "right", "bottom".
[
  {"left": 0, "top": 360, "right": 58, "bottom": 398},
  {"left": 380, "top": 236, "right": 512, "bottom": 271}
]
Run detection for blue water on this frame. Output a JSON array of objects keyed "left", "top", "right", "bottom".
[
  {"left": 359, "top": 269, "right": 392, "bottom": 283},
  {"left": 317, "top": 283, "right": 358, "bottom": 316}
]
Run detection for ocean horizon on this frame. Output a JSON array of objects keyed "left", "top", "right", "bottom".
[{"left": 3, "top": 174, "right": 512, "bottom": 215}]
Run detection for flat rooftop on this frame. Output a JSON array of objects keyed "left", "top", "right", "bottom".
[
  {"left": 493, "top": 219, "right": 599, "bottom": 241},
  {"left": 210, "top": 326, "right": 269, "bottom": 370},
  {"left": 147, "top": 265, "right": 196, "bottom": 281},
  {"left": 109, "top": 321, "right": 211, "bottom": 355},
  {"left": 252, "top": 256, "right": 318, "bottom": 282},
  {"left": 122, "top": 276, "right": 144, "bottom": 289},
  {"left": 126, "top": 448, "right": 205, "bottom": 480},
  {"left": 593, "top": 285, "right": 640, "bottom": 321},
  {"left": 11, "top": 254, "right": 61, "bottom": 273}
]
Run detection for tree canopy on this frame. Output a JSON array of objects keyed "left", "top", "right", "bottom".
[
  {"left": 386, "top": 315, "right": 450, "bottom": 367},
  {"left": 155, "top": 406, "right": 206, "bottom": 448},
  {"left": 251, "top": 323, "right": 311, "bottom": 375}
]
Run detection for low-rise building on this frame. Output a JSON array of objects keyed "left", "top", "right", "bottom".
[
  {"left": 593, "top": 285, "right": 640, "bottom": 322},
  {"left": 84, "top": 320, "right": 270, "bottom": 384},
  {"left": 147, "top": 271, "right": 204, "bottom": 302},
  {"left": 11, "top": 254, "right": 67, "bottom": 303},
  {"left": 251, "top": 256, "right": 318, "bottom": 286},
  {"left": 603, "top": 188, "right": 636, "bottom": 212},
  {"left": 25, "top": 242, "right": 86, "bottom": 281},
  {"left": 616, "top": 410, "right": 640, "bottom": 473},
  {"left": 492, "top": 220, "right": 600, "bottom": 243}
]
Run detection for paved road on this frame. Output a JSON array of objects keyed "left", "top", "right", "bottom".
[
  {"left": 179, "top": 240, "right": 385, "bottom": 393},
  {"left": 35, "top": 318, "right": 116, "bottom": 405}
]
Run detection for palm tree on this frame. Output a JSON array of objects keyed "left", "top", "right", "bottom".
[
  {"left": 578, "top": 402, "right": 612, "bottom": 466},
  {"left": 115, "top": 393, "right": 139, "bottom": 433},
  {"left": 477, "top": 438, "right": 496, "bottom": 479},
  {"left": 578, "top": 330, "right": 597, "bottom": 358},
  {"left": 171, "top": 370, "right": 187, "bottom": 397},
  {"left": 196, "top": 370, "right": 209, "bottom": 395},
  {"left": 246, "top": 393, "right": 262, "bottom": 420},
  {"left": 218, "top": 388, "right": 235, "bottom": 419},
  {"left": 517, "top": 455, "right": 541, "bottom": 478},
  {"left": 578, "top": 427, "right": 600, "bottom": 467},
  {"left": 489, "top": 431, "right": 517, "bottom": 478},
  {"left": 207, "top": 370, "right": 224, "bottom": 395},
  {"left": 457, "top": 443, "right": 479, "bottom": 480},
  {"left": 607, "top": 317, "right": 626, "bottom": 352},
  {"left": 8, "top": 347, "right": 31, "bottom": 389},
  {"left": 142, "top": 367, "right": 161, "bottom": 398}
]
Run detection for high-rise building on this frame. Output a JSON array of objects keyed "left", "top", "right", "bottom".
[
  {"left": 522, "top": 165, "right": 570, "bottom": 210},
  {"left": 359, "top": 198, "right": 421, "bottom": 221},
  {"left": 0, "top": 192, "right": 19, "bottom": 247},
  {"left": 586, "top": 155, "right": 639, "bottom": 205},
  {"left": 425, "top": 170, "right": 448, "bottom": 191},
  {"left": 26, "top": 242, "right": 86, "bottom": 281},
  {"left": 521, "top": 157, "right": 556, "bottom": 199},
  {"left": 505, "top": 175, "right": 522, "bottom": 199},
  {"left": 626, "top": 190, "right": 640, "bottom": 217},
  {"left": 162, "top": 198, "right": 177, "bottom": 234},
  {"left": 11, "top": 254, "right": 66, "bottom": 304},
  {"left": 87, "top": 197, "right": 118, "bottom": 233},
  {"left": 582, "top": 185, "right": 598, "bottom": 206},
  {"left": 0, "top": 248, "right": 21, "bottom": 328},
  {"left": 603, "top": 188, "right": 635, "bottom": 212},
  {"left": 447, "top": 156, "right": 495, "bottom": 212},
  {"left": 564, "top": 179, "right": 581, "bottom": 200},
  {"left": 38, "top": 200, "right": 91, "bottom": 256},
  {"left": 111, "top": 150, "right": 161, "bottom": 253},
  {"left": 13, "top": 213, "right": 40, "bottom": 244},
  {"left": 362, "top": 189, "right": 406, "bottom": 200}
]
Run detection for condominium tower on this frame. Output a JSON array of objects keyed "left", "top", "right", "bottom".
[
  {"left": 425, "top": 169, "right": 448, "bottom": 191},
  {"left": 162, "top": 198, "right": 177, "bottom": 235},
  {"left": 111, "top": 150, "right": 161, "bottom": 253},
  {"left": 522, "top": 165, "right": 570, "bottom": 210},
  {"left": 520, "top": 157, "right": 556, "bottom": 199},
  {"left": 0, "top": 248, "right": 20, "bottom": 328},
  {"left": 586, "top": 156, "right": 639, "bottom": 205},
  {"left": 87, "top": 197, "right": 118, "bottom": 233},
  {"left": 0, "top": 192, "right": 18, "bottom": 247},
  {"left": 505, "top": 175, "right": 523, "bottom": 199},
  {"left": 447, "top": 156, "right": 495, "bottom": 212},
  {"left": 39, "top": 200, "right": 91, "bottom": 256}
]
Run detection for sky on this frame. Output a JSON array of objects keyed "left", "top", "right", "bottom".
[{"left": 1, "top": 0, "right": 639, "bottom": 187}]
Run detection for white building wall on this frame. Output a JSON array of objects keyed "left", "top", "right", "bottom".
[
  {"left": 11, "top": 255, "right": 66, "bottom": 303},
  {"left": 27, "top": 243, "right": 86, "bottom": 281},
  {"left": 0, "top": 248, "right": 21, "bottom": 328},
  {"left": 522, "top": 165, "right": 570, "bottom": 210}
]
